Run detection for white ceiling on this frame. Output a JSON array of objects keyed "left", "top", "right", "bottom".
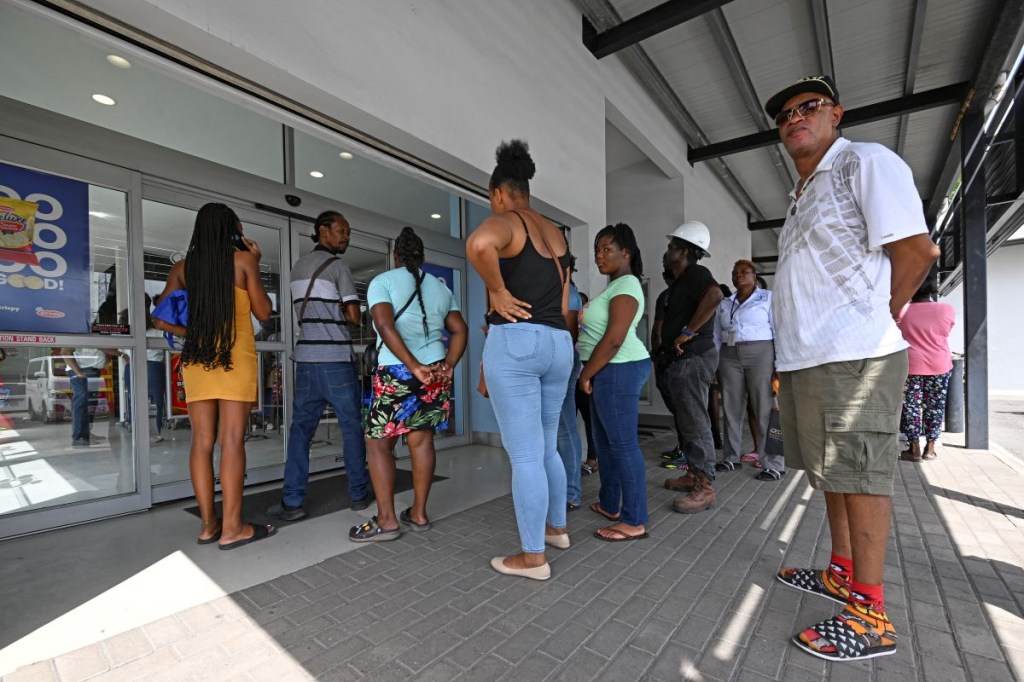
[{"left": 0, "top": 2, "right": 459, "bottom": 240}]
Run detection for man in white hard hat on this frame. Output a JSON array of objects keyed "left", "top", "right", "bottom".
[
  {"left": 765, "top": 75, "right": 939, "bottom": 662},
  {"left": 659, "top": 221, "right": 723, "bottom": 513}
]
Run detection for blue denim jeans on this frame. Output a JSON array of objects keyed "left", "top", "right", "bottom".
[
  {"left": 147, "top": 360, "right": 166, "bottom": 435},
  {"left": 484, "top": 323, "right": 573, "bottom": 553},
  {"left": 589, "top": 359, "right": 651, "bottom": 526},
  {"left": 67, "top": 368, "right": 100, "bottom": 442},
  {"left": 557, "top": 351, "right": 583, "bottom": 505},
  {"left": 284, "top": 361, "right": 368, "bottom": 507}
]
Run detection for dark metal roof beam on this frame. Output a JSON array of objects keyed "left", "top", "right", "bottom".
[
  {"left": 896, "top": 0, "right": 929, "bottom": 157},
  {"left": 748, "top": 218, "right": 785, "bottom": 231},
  {"left": 706, "top": 9, "right": 794, "bottom": 196},
  {"left": 925, "top": 0, "right": 1024, "bottom": 221},
  {"left": 583, "top": 0, "right": 736, "bottom": 59},
  {"left": 575, "top": 0, "right": 766, "bottom": 219},
  {"left": 810, "top": 0, "right": 836, "bottom": 81},
  {"left": 689, "top": 81, "right": 969, "bottom": 163}
]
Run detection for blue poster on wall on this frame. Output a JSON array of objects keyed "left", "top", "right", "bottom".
[
  {"left": 0, "top": 162, "right": 91, "bottom": 334},
  {"left": 421, "top": 262, "right": 455, "bottom": 347}
]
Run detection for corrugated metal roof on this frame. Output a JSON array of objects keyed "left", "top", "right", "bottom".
[{"left": 599, "top": 0, "right": 1004, "bottom": 259}]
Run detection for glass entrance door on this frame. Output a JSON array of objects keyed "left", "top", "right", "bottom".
[
  {"left": 141, "top": 185, "right": 290, "bottom": 503},
  {"left": 0, "top": 136, "right": 144, "bottom": 538},
  {"left": 287, "top": 219, "right": 390, "bottom": 475}
]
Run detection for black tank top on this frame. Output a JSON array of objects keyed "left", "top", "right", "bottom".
[{"left": 487, "top": 211, "right": 569, "bottom": 330}]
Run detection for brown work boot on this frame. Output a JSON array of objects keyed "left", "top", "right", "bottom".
[
  {"left": 672, "top": 471, "right": 716, "bottom": 514},
  {"left": 664, "top": 471, "right": 697, "bottom": 492}
]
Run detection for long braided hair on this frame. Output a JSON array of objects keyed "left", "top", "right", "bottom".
[
  {"left": 181, "top": 203, "right": 239, "bottom": 371},
  {"left": 395, "top": 227, "right": 428, "bottom": 337}
]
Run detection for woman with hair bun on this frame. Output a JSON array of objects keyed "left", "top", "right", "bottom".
[
  {"left": 153, "top": 202, "right": 276, "bottom": 549},
  {"left": 350, "top": 227, "right": 468, "bottom": 541},
  {"left": 467, "top": 139, "right": 574, "bottom": 581}
]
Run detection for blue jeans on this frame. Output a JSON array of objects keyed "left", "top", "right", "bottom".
[
  {"left": 147, "top": 360, "right": 166, "bottom": 435},
  {"left": 484, "top": 323, "right": 573, "bottom": 553},
  {"left": 67, "top": 368, "right": 100, "bottom": 442},
  {"left": 557, "top": 351, "right": 583, "bottom": 505},
  {"left": 284, "top": 361, "right": 368, "bottom": 507},
  {"left": 589, "top": 359, "right": 651, "bottom": 526}
]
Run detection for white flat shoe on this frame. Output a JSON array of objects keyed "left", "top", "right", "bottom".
[
  {"left": 544, "top": 533, "right": 570, "bottom": 550},
  {"left": 490, "top": 556, "right": 551, "bottom": 581}
]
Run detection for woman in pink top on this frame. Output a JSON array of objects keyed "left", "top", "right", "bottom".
[{"left": 896, "top": 275, "right": 955, "bottom": 462}]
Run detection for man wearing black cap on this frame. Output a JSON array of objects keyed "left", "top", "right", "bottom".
[
  {"left": 268, "top": 210, "right": 371, "bottom": 520},
  {"left": 765, "top": 76, "right": 939, "bottom": 661}
]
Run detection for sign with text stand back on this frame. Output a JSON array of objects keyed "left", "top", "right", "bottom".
[{"left": 0, "top": 162, "right": 91, "bottom": 334}]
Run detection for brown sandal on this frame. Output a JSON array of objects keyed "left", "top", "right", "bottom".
[{"left": 589, "top": 502, "right": 620, "bottom": 521}]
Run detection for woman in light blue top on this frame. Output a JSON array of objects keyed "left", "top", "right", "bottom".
[
  {"left": 350, "top": 227, "right": 468, "bottom": 542},
  {"left": 577, "top": 223, "right": 651, "bottom": 542}
]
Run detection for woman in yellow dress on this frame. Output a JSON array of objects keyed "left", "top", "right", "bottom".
[{"left": 154, "top": 203, "right": 275, "bottom": 549}]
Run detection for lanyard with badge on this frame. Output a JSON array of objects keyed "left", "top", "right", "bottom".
[{"left": 725, "top": 297, "right": 742, "bottom": 347}]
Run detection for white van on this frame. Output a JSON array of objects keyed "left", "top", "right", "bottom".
[{"left": 24, "top": 355, "right": 111, "bottom": 423}]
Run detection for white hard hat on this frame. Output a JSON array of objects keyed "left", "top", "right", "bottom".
[{"left": 667, "top": 221, "right": 711, "bottom": 256}]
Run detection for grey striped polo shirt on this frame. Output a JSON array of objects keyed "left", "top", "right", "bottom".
[{"left": 290, "top": 247, "right": 359, "bottom": 363}]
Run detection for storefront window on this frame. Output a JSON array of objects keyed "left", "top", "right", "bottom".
[
  {"left": 0, "top": 2, "right": 285, "bottom": 182},
  {"left": 294, "top": 130, "right": 460, "bottom": 237},
  {"left": 0, "top": 345, "right": 136, "bottom": 515},
  {"left": 142, "top": 199, "right": 284, "bottom": 333}
]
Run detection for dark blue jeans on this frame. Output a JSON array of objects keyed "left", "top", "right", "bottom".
[
  {"left": 67, "top": 368, "right": 100, "bottom": 442},
  {"left": 589, "top": 359, "right": 651, "bottom": 526},
  {"left": 557, "top": 351, "right": 583, "bottom": 505},
  {"left": 147, "top": 360, "right": 166, "bottom": 435},
  {"left": 284, "top": 362, "right": 368, "bottom": 507}
]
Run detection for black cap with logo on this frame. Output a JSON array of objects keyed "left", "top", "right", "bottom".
[{"left": 764, "top": 75, "right": 840, "bottom": 119}]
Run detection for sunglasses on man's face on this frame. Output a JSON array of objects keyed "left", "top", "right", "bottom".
[{"left": 774, "top": 98, "right": 835, "bottom": 127}]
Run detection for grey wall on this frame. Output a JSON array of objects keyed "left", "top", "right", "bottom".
[{"left": 604, "top": 157, "right": 752, "bottom": 417}]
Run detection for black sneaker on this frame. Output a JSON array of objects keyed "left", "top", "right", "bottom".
[
  {"left": 266, "top": 502, "right": 307, "bottom": 521},
  {"left": 71, "top": 437, "right": 91, "bottom": 447},
  {"left": 661, "top": 446, "right": 683, "bottom": 460}
]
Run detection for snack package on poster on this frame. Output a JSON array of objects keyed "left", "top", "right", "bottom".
[{"left": 0, "top": 197, "right": 40, "bottom": 265}]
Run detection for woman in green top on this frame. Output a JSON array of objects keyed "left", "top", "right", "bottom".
[{"left": 578, "top": 223, "right": 651, "bottom": 541}]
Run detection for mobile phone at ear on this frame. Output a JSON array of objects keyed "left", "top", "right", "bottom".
[{"left": 232, "top": 233, "right": 250, "bottom": 251}]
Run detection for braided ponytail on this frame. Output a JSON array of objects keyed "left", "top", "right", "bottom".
[{"left": 395, "top": 227, "right": 428, "bottom": 337}]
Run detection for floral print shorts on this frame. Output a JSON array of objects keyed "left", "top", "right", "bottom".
[{"left": 365, "top": 364, "right": 452, "bottom": 439}]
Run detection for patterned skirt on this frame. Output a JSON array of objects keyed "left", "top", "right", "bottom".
[{"left": 365, "top": 364, "right": 452, "bottom": 439}]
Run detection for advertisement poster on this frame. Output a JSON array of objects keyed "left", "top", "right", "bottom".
[
  {"left": 421, "top": 262, "right": 455, "bottom": 347},
  {"left": 0, "top": 162, "right": 91, "bottom": 334},
  {"left": 169, "top": 353, "right": 188, "bottom": 416}
]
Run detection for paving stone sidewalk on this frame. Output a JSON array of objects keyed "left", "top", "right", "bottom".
[{"left": 6, "top": 435, "right": 1023, "bottom": 681}]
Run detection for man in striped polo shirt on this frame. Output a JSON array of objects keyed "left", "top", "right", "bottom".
[{"left": 268, "top": 210, "right": 371, "bottom": 521}]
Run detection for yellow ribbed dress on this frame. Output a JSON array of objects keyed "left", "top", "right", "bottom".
[{"left": 182, "top": 287, "right": 257, "bottom": 403}]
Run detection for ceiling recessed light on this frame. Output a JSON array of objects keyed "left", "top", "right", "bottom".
[
  {"left": 309, "top": 171, "right": 324, "bottom": 178},
  {"left": 106, "top": 55, "right": 131, "bottom": 68},
  {"left": 430, "top": 213, "right": 442, "bottom": 219},
  {"left": 92, "top": 94, "right": 116, "bottom": 106},
  {"left": 339, "top": 152, "right": 354, "bottom": 160}
]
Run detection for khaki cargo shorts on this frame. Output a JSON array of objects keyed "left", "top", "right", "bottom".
[{"left": 778, "top": 351, "right": 908, "bottom": 496}]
